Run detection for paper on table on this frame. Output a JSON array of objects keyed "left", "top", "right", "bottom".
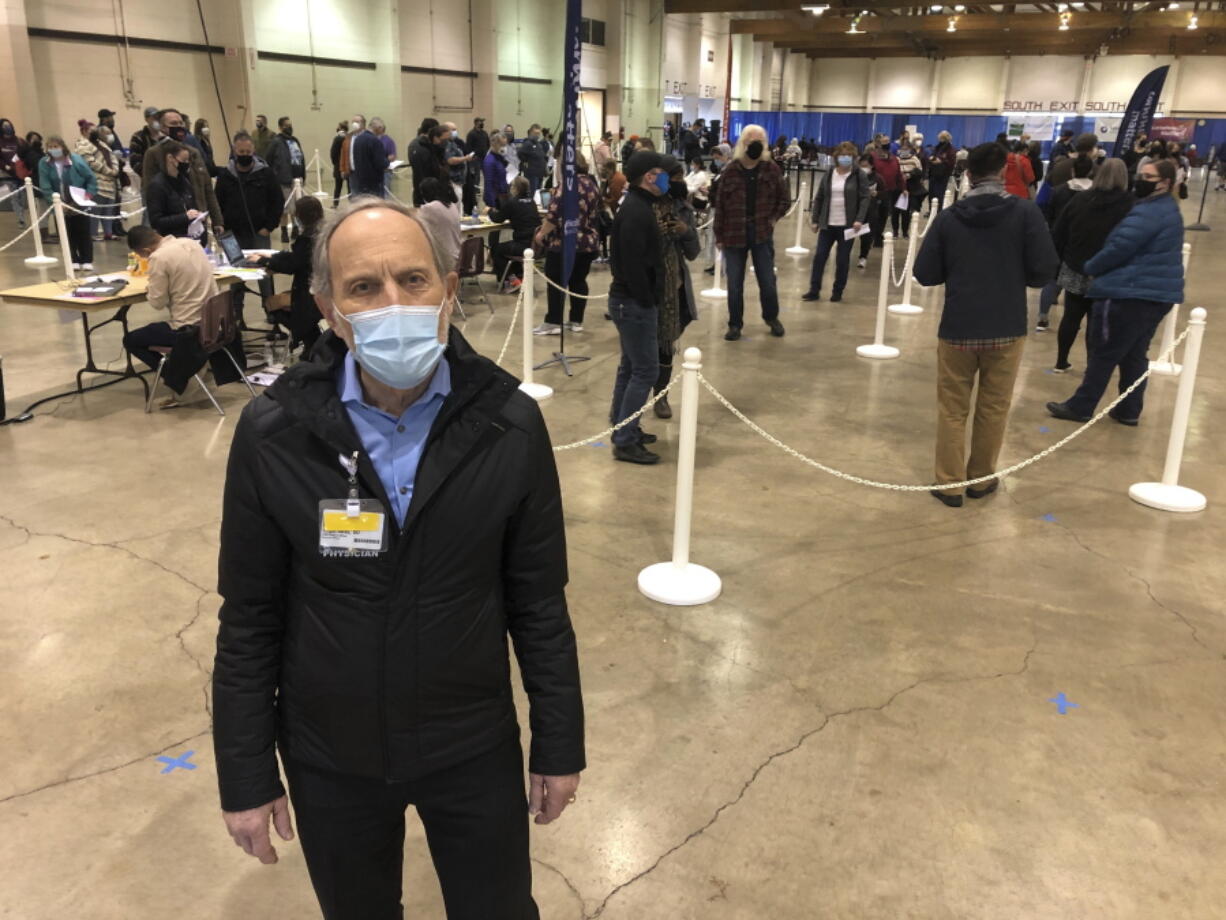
[
  {"left": 187, "top": 213, "right": 207, "bottom": 239},
  {"left": 843, "top": 225, "right": 872, "bottom": 241},
  {"left": 69, "top": 186, "right": 95, "bottom": 207},
  {"left": 388, "top": 159, "right": 408, "bottom": 171},
  {"left": 894, "top": 191, "right": 909, "bottom": 211}
]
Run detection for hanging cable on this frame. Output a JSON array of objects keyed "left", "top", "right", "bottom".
[{"left": 305, "top": 0, "right": 322, "bottom": 110}]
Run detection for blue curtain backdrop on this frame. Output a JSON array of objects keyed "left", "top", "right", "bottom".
[{"left": 730, "top": 110, "right": 1226, "bottom": 160}]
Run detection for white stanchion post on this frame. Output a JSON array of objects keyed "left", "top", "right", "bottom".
[
  {"left": 23, "top": 178, "right": 56, "bottom": 266},
  {"left": 858, "top": 231, "right": 901, "bottom": 360},
  {"left": 313, "top": 148, "right": 327, "bottom": 198},
  {"left": 638, "top": 346, "right": 722, "bottom": 606},
  {"left": 1129, "top": 307, "right": 1208, "bottom": 513},
  {"left": 785, "top": 178, "right": 809, "bottom": 255},
  {"left": 518, "top": 250, "right": 553, "bottom": 401},
  {"left": 1149, "top": 241, "right": 1192, "bottom": 377},
  {"left": 292, "top": 177, "right": 303, "bottom": 208},
  {"left": 701, "top": 245, "right": 727, "bottom": 300},
  {"left": 51, "top": 193, "right": 75, "bottom": 280},
  {"left": 888, "top": 223, "right": 922, "bottom": 315}
]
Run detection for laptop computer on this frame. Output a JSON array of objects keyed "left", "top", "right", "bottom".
[{"left": 217, "top": 232, "right": 260, "bottom": 268}]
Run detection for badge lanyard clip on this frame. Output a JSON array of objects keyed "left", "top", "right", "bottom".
[{"left": 341, "top": 451, "right": 361, "bottom": 518}]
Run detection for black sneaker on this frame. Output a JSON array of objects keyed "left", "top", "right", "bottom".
[
  {"left": 930, "top": 490, "right": 963, "bottom": 508},
  {"left": 966, "top": 480, "right": 999, "bottom": 499},
  {"left": 1108, "top": 410, "right": 1139, "bottom": 427},
  {"left": 1035, "top": 317, "right": 1050, "bottom": 332},
  {"left": 613, "top": 442, "right": 660, "bottom": 465},
  {"left": 830, "top": 291, "right": 843, "bottom": 302},
  {"left": 767, "top": 319, "right": 786, "bottom": 337},
  {"left": 801, "top": 291, "right": 820, "bottom": 302},
  {"left": 1046, "top": 401, "right": 1090, "bottom": 422},
  {"left": 280, "top": 227, "right": 290, "bottom": 244},
  {"left": 639, "top": 431, "right": 658, "bottom": 444},
  {"left": 724, "top": 326, "right": 742, "bottom": 341}
]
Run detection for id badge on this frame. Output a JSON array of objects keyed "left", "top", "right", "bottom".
[{"left": 318, "top": 498, "right": 388, "bottom": 556}]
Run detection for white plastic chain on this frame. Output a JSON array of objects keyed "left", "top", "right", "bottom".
[
  {"left": 887, "top": 237, "right": 910, "bottom": 288},
  {"left": 697, "top": 324, "right": 1192, "bottom": 492},
  {"left": 494, "top": 289, "right": 523, "bottom": 367},
  {"left": 0, "top": 183, "right": 24, "bottom": 204},
  {"left": 0, "top": 207, "right": 52, "bottom": 252},
  {"left": 57, "top": 199, "right": 147, "bottom": 220},
  {"left": 551, "top": 378, "right": 677, "bottom": 452},
  {"left": 537, "top": 270, "right": 610, "bottom": 300}
]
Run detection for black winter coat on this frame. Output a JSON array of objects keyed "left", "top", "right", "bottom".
[
  {"left": 1051, "top": 187, "right": 1135, "bottom": 275},
  {"left": 146, "top": 170, "right": 198, "bottom": 237},
  {"left": 264, "top": 230, "right": 321, "bottom": 348},
  {"left": 215, "top": 159, "right": 285, "bottom": 238},
  {"left": 213, "top": 329, "right": 584, "bottom": 812},
  {"left": 488, "top": 196, "right": 542, "bottom": 247}
]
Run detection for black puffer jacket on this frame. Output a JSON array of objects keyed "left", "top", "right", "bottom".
[
  {"left": 1051, "top": 187, "right": 1135, "bottom": 275},
  {"left": 213, "top": 329, "right": 585, "bottom": 812}
]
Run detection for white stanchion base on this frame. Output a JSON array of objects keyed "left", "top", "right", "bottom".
[
  {"left": 1148, "top": 360, "right": 1183, "bottom": 377},
  {"left": 518, "top": 381, "right": 553, "bottom": 401},
  {"left": 638, "top": 561, "right": 722, "bottom": 606},
  {"left": 312, "top": 191, "right": 330, "bottom": 199},
  {"left": 888, "top": 303, "right": 923, "bottom": 315},
  {"left": 785, "top": 245, "right": 810, "bottom": 255},
  {"left": 700, "top": 287, "right": 728, "bottom": 300},
  {"left": 24, "top": 255, "right": 57, "bottom": 266},
  {"left": 1129, "top": 481, "right": 1206, "bottom": 513},
  {"left": 856, "top": 343, "right": 901, "bottom": 360}
]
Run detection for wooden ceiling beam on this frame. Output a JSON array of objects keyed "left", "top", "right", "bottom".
[{"left": 730, "top": 9, "right": 1222, "bottom": 36}]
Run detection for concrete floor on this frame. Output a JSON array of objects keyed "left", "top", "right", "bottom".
[{"left": 2, "top": 181, "right": 1224, "bottom": 920}]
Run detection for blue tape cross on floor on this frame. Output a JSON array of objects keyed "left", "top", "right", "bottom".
[
  {"left": 157, "top": 750, "right": 198, "bottom": 774},
  {"left": 1049, "top": 693, "right": 1079, "bottom": 715}
]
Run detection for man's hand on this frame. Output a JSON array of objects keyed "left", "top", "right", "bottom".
[
  {"left": 853, "top": 221, "right": 863, "bottom": 232},
  {"left": 222, "top": 794, "right": 295, "bottom": 864},
  {"left": 528, "top": 773, "right": 580, "bottom": 825},
  {"left": 186, "top": 209, "right": 202, "bottom": 220}
]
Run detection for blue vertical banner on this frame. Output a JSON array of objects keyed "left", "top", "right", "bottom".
[
  {"left": 561, "top": 0, "right": 582, "bottom": 282},
  {"left": 1114, "top": 66, "right": 1169, "bottom": 155}
]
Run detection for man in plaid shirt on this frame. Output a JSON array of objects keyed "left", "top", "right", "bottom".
[{"left": 914, "top": 142, "right": 1057, "bottom": 508}]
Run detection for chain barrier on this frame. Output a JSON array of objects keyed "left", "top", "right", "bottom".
[
  {"left": 537, "top": 270, "right": 610, "bottom": 300},
  {"left": 57, "top": 199, "right": 147, "bottom": 221},
  {"left": 696, "top": 324, "right": 1192, "bottom": 492},
  {"left": 494, "top": 289, "right": 523, "bottom": 367},
  {"left": 0, "top": 207, "right": 52, "bottom": 252},
  {"left": 551, "top": 377, "right": 678, "bottom": 452},
  {"left": 888, "top": 237, "right": 910, "bottom": 288},
  {"left": 0, "top": 183, "right": 23, "bottom": 205}
]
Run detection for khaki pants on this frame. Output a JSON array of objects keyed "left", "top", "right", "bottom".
[{"left": 935, "top": 338, "right": 1026, "bottom": 496}]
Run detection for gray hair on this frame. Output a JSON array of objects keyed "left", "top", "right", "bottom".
[
  {"left": 489, "top": 131, "right": 506, "bottom": 150},
  {"left": 310, "top": 196, "right": 452, "bottom": 299},
  {"left": 369, "top": 117, "right": 385, "bottom": 132},
  {"left": 1092, "top": 157, "right": 1129, "bottom": 193}
]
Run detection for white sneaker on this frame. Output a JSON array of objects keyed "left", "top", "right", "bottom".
[
  {"left": 81, "top": 263, "right": 94, "bottom": 271},
  {"left": 857, "top": 257, "right": 867, "bottom": 269},
  {"left": 71, "top": 263, "right": 81, "bottom": 270},
  {"left": 567, "top": 322, "right": 584, "bottom": 333},
  {"left": 533, "top": 323, "right": 562, "bottom": 336}
]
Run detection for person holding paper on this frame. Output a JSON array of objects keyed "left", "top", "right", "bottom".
[
  {"left": 37, "top": 134, "right": 97, "bottom": 270},
  {"left": 147, "top": 141, "right": 205, "bottom": 240},
  {"left": 802, "top": 142, "right": 869, "bottom": 304}
]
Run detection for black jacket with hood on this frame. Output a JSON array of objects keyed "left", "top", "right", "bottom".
[
  {"left": 914, "top": 187, "right": 1058, "bottom": 340},
  {"left": 214, "top": 155, "right": 285, "bottom": 239},
  {"left": 213, "top": 329, "right": 584, "bottom": 812},
  {"left": 1051, "top": 187, "right": 1134, "bottom": 275}
]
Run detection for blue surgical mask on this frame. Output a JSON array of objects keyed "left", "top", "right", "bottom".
[
  {"left": 653, "top": 171, "right": 671, "bottom": 194},
  {"left": 337, "top": 302, "right": 447, "bottom": 390},
  {"left": 837, "top": 156, "right": 853, "bottom": 168},
  {"left": 48, "top": 148, "right": 64, "bottom": 159}
]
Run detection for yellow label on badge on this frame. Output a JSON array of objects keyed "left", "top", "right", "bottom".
[{"left": 322, "top": 511, "right": 383, "bottom": 532}]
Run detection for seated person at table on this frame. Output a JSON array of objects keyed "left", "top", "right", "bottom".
[
  {"left": 488, "top": 176, "right": 541, "bottom": 293},
  {"left": 122, "top": 225, "right": 219, "bottom": 388},
  {"left": 249, "top": 195, "right": 325, "bottom": 356}
]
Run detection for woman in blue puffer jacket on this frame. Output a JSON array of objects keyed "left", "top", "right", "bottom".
[{"left": 1047, "top": 157, "right": 1184, "bottom": 426}]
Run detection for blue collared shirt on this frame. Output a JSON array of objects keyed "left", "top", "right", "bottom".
[{"left": 337, "top": 352, "right": 452, "bottom": 527}]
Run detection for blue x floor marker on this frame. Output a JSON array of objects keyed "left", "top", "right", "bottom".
[
  {"left": 1049, "top": 693, "right": 1079, "bottom": 715},
  {"left": 157, "top": 750, "right": 197, "bottom": 774},
  {"left": 1042, "top": 513, "right": 1057, "bottom": 523},
  {"left": 590, "top": 441, "right": 606, "bottom": 448},
  {"left": 1039, "top": 426, "right": 1051, "bottom": 434}
]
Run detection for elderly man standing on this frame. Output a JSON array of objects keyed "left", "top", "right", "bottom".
[{"left": 213, "top": 197, "right": 584, "bottom": 920}]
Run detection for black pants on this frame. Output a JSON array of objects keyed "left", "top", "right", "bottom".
[
  {"left": 863, "top": 199, "right": 886, "bottom": 258},
  {"left": 1065, "top": 298, "right": 1171, "bottom": 420},
  {"left": 889, "top": 191, "right": 912, "bottom": 238},
  {"left": 462, "top": 176, "right": 478, "bottom": 215},
  {"left": 544, "top": 250, "right": 596, "bottom": 324},
  {"left": 492, "top": 239, "right": 528, "bottom": 284},
  {"left": 332, "top": 174, "right": 345, "bottom": 208},
  {"left": 285, "top": 736, "right": 538, "bottom": 920},
  {"left": 123, "top": 321, "right": 177, "bottom": 371},
  {"left": 808, "top": 225, "right": 853, "bottom": 297},
  {"left": 65, "top": 211, "right": 93, "bottom": 265},
  {"left": 1055, "top": 290, "right": 1094, "bottom": 370}
]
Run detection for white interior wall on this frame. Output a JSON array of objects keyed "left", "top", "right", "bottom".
[
  {"left": 936, "top": 56, "right": 1005, "bottom": 112},
  {"left": 870, "top": 58, "right": 934, "bottom": 111},
  {"left": 1175, "top": 57, "right": 1226, "bottom": 115},
  {"left": 1086, "top": 54, "right": 1175, "bottom": 113},
  {"left": 810, "top": 58, "right": 872, "bottom": 109}
]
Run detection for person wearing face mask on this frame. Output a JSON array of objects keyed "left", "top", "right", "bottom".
[
  {"left": 266, "top": 115, "right": 307, "bottom": 239},
  {"left": 128, "top": 106, "right": 162, "bottom": 178},
  {"left": 0, "top": 118, "right": 31, "bottom": 228},
  {"left": 76, "top": 123, "right": 122, "bottom": 241},
  {"left": 487, "top": 176, "right": 542, "bottom": 293},
  {"left": 802, "top": 141, "right": 869, "bottom": 304},
  {"left": 856, "top": 152, "right": 883, "bottom": 269},
  {"left": 869, "top": 133, "right": 906, "bottom": 240},
  {"left": 346, "top": 114, "right": 386, "bottom": 200},
  {"left": 441, "top": 121, "right": 475, "bottom": 206},
  {"left": 367, "top": 117, "right": 396, "bottom": 198},
  {"left": 928, "top": 131, "right": 956, "bottom": 215},
  {"left": 407, "top": 117, "right": 440, "bottom": 206},
  {"left": 141, "top": 108, "right": 223, "bottom": 233},
  {"left": 193, "top": 118, "right": 221, "bottom": 177},
  {"left": 252, "top": 114, "right": 274, "bottom": 160},
  {"left": 215, "top": 132, "right": 285, "bottom": 313},
  {"left": 701, "top": 143, "right": 731, "bottom": 274},
  {"left": 712, "top": 125, "right": 790, "bottom": 341},
  {"left": 329, "top": 121, "right": 349, "bottom": 208},
  {"left": 213, "top": 197, "right": 583, "bottom": 919},
  {"left": 532, "top": 151, "right": 602, "bottom": 335},
  {"left": 247, "top": 195, "right": 327, "bottom": 356},
  {"left": 1047, "top": 158, "right": 1184, "bottom": 426},
  {"left": 517, "top": 125, "right": 549, "bottom": 197},
  {"left": 648, "top": 156, "right": 700, "bottom": 420},
  {"left": 145, "top": 140, "right": 205, "bottom": 240},
  {"left": 37, "top": 134, "right": 97, "bottom": 269},
  {"left": 607, "top": 150, "right": 668, "bottom": 463}
]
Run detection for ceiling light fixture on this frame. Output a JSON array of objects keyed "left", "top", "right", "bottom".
[
  {"left": 1058, "top": 11, "right": 1072, "bottom": 30},
  {"left": 930, "top": 4, "right": 944, "bottom": 11},
  {"left": 953, "top": 4, "right": 965, "bottom": 11},
  {"left": 1057, "top": 2, "right": 1068, "bottom": 10},
  {"left": 947, "top": 16, "right": 958, "bottom": 31},
  {"left": 801, "top": 4, "right": 829, "bottom": 13},
  {"left": 1188, "top": 12, "right": 1198, "bottom": 27}
]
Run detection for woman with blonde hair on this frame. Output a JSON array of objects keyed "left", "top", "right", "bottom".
[
  {"left": 712, "top": 124, "right": 791, "bottom": 340},
  {"left": 802, "top": 141, "right": 869, "bottom": 302}
]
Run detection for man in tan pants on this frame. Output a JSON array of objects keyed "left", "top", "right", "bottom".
[{"left": 915, "top": 141, "right": 1058, "bottom": 507}]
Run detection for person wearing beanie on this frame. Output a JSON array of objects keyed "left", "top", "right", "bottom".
[
  {"left": 129, "top": 105, "right": 162, "bottom": 177},
  {"left": 607, "top": 150, "right": 668, "bottom": 465}
]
